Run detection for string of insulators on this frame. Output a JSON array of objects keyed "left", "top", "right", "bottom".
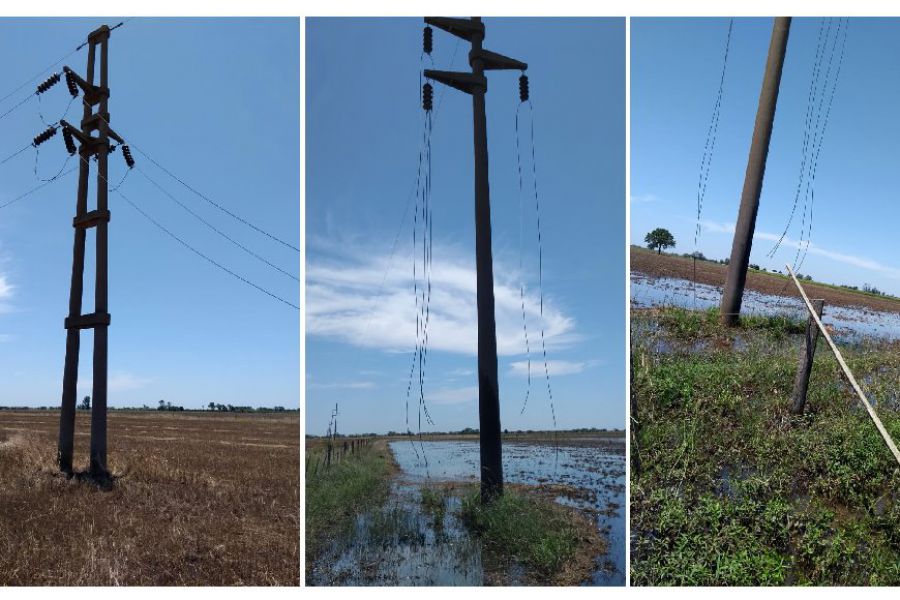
[
  {"left": 36, "top": 73, "right": 61, "bottom": 95},
  {"left": 62, "top": 127, "right": 77, "bottom": 155},
  {"left": 422, "top": 82, "right": 433, "bottom": 112},
  {"left": 423, "top": 26, "right": 433, "bottom": 55},
  {"left": 519, "top": 74, "right": 529, "bottom": 102},
  {"left": 32, "top": 126, "right": 58, "bottom": 147},
  {"left": 122, "top": 145, "right": 135, "bottom": 168},
  {"left": 64, "top": 70, "right": 79, "bottom": 97}
]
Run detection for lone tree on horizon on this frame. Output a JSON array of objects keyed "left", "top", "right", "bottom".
[{"left": 645, "top": 228, "right": 676, "bottom": 254}]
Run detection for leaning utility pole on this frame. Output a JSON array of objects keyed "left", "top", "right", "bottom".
[
  {"left": 424, "top": 17, "right": 526, "bottom": 502},
  {"left": 720, "top": 17, "right": 791, "bottom": 326},
  {"left": 57, "top": 24, "right": 127, "bottom": 477}
]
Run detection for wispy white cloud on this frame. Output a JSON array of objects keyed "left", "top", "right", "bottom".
[
  {"left": 631, "top": 193, "right": 658, "bottom": 204},
  {"left": 307, "top": 381, "right": 376, "bottom": 390},
  {"left": 306, "top": 243, "right": 579, "bottom": 357},
  {"left": 79, "top": 371, "right": 155, "bottom": 394},
  {"left": 0, "top": 273, "right": 14, "bottom": 315},
  {"left": 697, "top": 219, "right": 900, "bottom": 279},
  {"left": 425, "top": 385, "right": 478, "bottom": 406},
  {"left": 508, "top": 359, "right": 601, "bottom": 377}
]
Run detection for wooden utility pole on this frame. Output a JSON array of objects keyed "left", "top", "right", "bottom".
[
  {"left": 57, "top": 25, "right": 126, "bottom": 477},
  {"left": 424, "top": 17, "right": 526, "bottom": 501},
  {"left": 720, "top": 17, "right": 791, "bottom": 326}
]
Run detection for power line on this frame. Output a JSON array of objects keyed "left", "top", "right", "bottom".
[
  {"left": 116, "top": 186, "right": 300, "bottom": 310},
  {"left": 0, "top": 143, "right": 33, "bottom": 166},
  {"left": 75, "top": 153, "right": 299, "bottom": 311},
  {"left": 135, "top": 166, "right": 299, "bottom": 282},
  {"left": 130, "top": 144, "right": 300, "bottom": 253},
  {"left": 0, "top": 166, "right": 77, "bottom": 210}
]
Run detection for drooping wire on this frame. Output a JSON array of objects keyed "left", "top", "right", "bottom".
[
  {"left": 403, "top": 74, "right": 435, "bottom": 471},
  {"left": 515, "top": 100, "right": 533, "bottom": 415},
  {"left": 795, "top": 18, "right": 848, "bottom": 273},
  {"left": 692, "top": 18, "right": 733, "bottom": 305},
  {"left": 33, "top": 146, "right": 74, "bottom": 183},
  {"left": 135, "top": 166, "right": 299, "bottom": 282},
  {"left": 768, "top": 18, "right": 829, "bottom": 258},
  {"left": 0, "top": 166, "right": 77, "bottom": 210},
  {"left": 74, "top": 152, "right": 299, "bottom": 311},
  {"left": 516, "top": 76, "right": 557, "bottom": 433}
]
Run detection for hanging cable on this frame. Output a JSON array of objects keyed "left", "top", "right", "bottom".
[
  {"left": 692, "top": 18, "right": 733, "bottom": 305},
  {"left": 792, "top": 18, "right": 841, "bottom": 272},
  {"left": 768, "top": 18, "right": 828, "bottom": 258},
  {"left": 515, "top": 85, "right": 533, "bottom": 416},
  {"left": 33, "top": 147, "right": 74, "bottom": 183},
  {"left": 796, "top": 18, "right": 849, "bottom": 273},
  {"left": 516, "top": 72, "right": 557, "bottom": 433}
]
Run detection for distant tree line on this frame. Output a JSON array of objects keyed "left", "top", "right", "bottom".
[{"left": 308, "top": 426, "right": 624, "bottom": 438}]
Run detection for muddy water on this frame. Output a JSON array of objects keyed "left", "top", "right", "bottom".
[
  {"left": 632, "top": 273, "right": 900, "bottom": 342},
  {"left": 308, "top": 440, "right": 625, "bottom": 586},
  {"left": 391, "top": 440, "right": 626, "bottom": 586}
]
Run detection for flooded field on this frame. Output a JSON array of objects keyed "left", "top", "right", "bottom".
[
  {"left": 632, "top": 272, "right": 900, "bottom": 342},
  {"left": 308, "top": 439, "right": 625, "bottom": 586}
]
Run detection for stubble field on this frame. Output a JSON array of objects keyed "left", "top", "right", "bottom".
[{"left": 0, "top": 410, "right": 299, "bottom": 585}]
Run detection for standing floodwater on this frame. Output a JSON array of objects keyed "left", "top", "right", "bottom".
[
  {"left": 632, "top": 273, "right": 900, "bottom": 342},
  {"left": 391, "top": 439, "right": 626, "bottom": 585}
]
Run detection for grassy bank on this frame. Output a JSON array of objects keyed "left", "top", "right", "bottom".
[
  {"left": 631, "top": 307, "right": 900, "bottom": 585},
  {"left": 304, "top": 439, "right": 396, "bottom": 573}
]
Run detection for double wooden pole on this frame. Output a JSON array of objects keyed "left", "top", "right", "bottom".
[{"left": 58, "top": 25, "right": 118, "bottom": 478}]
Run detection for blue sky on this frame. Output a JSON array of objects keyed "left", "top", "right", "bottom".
[
  {"left": 632, "top": 17, "right": 900, "bottom": 295},
  {"left": 0, "top": 18, "right": 299, "bottom": 409},
  {"left": 306, "top": 18, "right": 625, "bottom": 435}
]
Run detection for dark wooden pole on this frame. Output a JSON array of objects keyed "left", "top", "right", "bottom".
[
  {"left": 720, "top": 17, "right": 791, "bottom": 326},
  {"left": 58, "top": 37, "right": 97, "bottom": 474},
  {"left": 424, "top": 17, "right": 526, "bottom": 502},
  {"left": 469, "top": 18, "right": 504, "bottom": 502},
  {"left": 90, "top": 27, "right": 111, "bottom": 477},
  {"left": 791, "top": 298, "right": 824, "bottom": 415}
]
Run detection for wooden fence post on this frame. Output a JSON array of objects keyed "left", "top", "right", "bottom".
[{"left": 790, "top": 298, "right": 824, "bottom": 415}]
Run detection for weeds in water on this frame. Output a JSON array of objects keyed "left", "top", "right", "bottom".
[
  {"left": 631, "top": 307, "right": 900, "bottom": 585},
  {"left": 459, "top": 488, "right": 581, "bottom": 577},
  {"left": 305, "top": 440, "right": 395, "bottom": 566}
]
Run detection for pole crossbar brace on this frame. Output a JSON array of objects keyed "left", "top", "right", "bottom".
[
  {"left": 424, "top": 69, "right": 486, "bottom": 94},
  {"left": 424, "top": 17, "right": 484, "bottom": 40},
  {"left": 786, "top": 264, "right": 900, "bottom": 467}
]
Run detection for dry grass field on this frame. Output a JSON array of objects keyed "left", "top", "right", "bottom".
[{"left": 0, "top": 410, "right": 299, "bottom": 585}]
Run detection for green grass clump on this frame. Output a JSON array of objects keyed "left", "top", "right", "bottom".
[
  {"left": 655, "top": 307, "right": 804, "bottom": 341},
  {"left": 631, "top": 307, "right": 900, "bottom": 586},
  {"left": 459, "top": 488, "right": 580, "bottom": 576},
  {"left": 305, "top": 442, "right": 394, "bottom": 565}
]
